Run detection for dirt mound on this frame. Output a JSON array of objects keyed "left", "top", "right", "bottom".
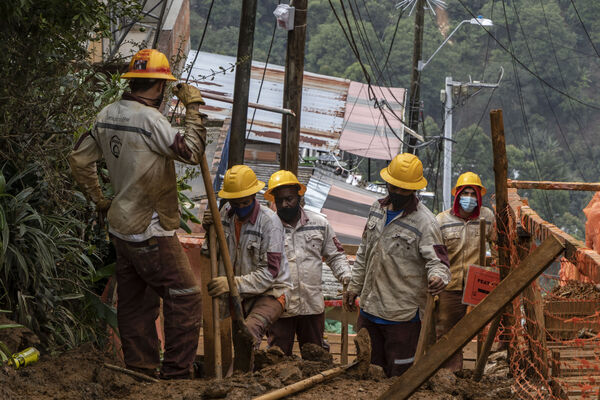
[
  {"left": 0, "top": 314, "right": 41, "bottom": 354},
  {"left": 551, "top": 280, "right": 600, "bottom": 299},
  {"left": 0, "top": 342, "right": 517, "bottom": 400}
]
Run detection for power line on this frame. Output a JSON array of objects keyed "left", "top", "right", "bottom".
[
  {"left": 455, "top": 0, "right": 600, "bottom": 111},
  {"left": 568, "top": 0, "right": 600, "bottom": 58}
]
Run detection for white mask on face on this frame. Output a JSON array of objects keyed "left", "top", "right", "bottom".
[{"left": 459, "top": 195, "right": 478, "bottom": 212}]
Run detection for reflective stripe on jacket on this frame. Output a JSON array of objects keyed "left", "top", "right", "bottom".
[
  {"left": 436, "top": 206, "right": 496, "bottom": 291},
  {"left": 69, "top": 98, "right": 206, "bottom": 235},
  {"left": 348, "top": 195, "right": 450, "bottom": 322},
  {"left": 282, "top": 209, "right": 351, "bottom": 317},
  {"left": 204, "top": 201, "right": 292, "bottom": 302}
]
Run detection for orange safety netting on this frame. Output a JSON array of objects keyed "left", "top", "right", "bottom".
[{"left": 489, "top": 201, "right": 600, "bottom": 399}]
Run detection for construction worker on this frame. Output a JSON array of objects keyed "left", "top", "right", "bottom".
[
  {"left": 343, "top": 153, "right": 451, "bottom": 377},
  {"left": 202, "top": 165, "right": 291, "bottom": 347},
  {"left": 263, "top": 170, "right": 351, "bottom": 356},
  {"left": 435, "top": 172, "right": 496, "bottom": 371},
  {"left": 69, "top": 49, "right": 206, "bottom": 379}
]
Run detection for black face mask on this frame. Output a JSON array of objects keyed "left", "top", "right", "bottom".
[
  {"left": 277, "top": 203, "right": 300, "bottom": 223},
  {"left": 389, "top": 192, "right": 412, "bottom": 210}
]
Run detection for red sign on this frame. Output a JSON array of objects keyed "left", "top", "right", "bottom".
[{"left": 462, "top": 265, "right": 500, "bottom": 306}]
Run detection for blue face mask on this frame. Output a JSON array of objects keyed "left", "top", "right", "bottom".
[
  {"left": 459, "top": 196, "right": 478, "bottom": 213},
  {"left": 234, "top": 200, "right": 255, "bottom": 218}
]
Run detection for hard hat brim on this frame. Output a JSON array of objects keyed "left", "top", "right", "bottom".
[
  {"left": 452, "top": 184, "right": 487, "bottom": 196},
  {"left": 121, "top": 71, "right": 177, "bottom": 81},
  {"left": 264, "top": 183, "right": 307, "bottom": 202},
  {"left": 218, "top": 180, "right": 266, "bottom": 199},
  {"left": 380, "top": 168, "right": 427, "bottom": 190}
]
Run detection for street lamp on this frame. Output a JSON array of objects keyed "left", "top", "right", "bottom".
[{"left": 418, "top": 16, "right": 493, "bottom": 71}]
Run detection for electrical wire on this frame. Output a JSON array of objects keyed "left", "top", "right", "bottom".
[
  {"left": 568, "top": 0, "right": 600, "bottom": 59},
  {"left": 455, "top": 0, "right": 600, "bottom": 111},
  {"left": 169, "top": 0, "right": 214, "bottom": 123}
]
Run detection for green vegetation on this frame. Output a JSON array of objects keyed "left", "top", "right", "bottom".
[{"left": 191, "top": 0, "right": 600, "bottom": 238}]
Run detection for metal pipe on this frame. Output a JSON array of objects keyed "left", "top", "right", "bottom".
[{"left": 200, "top": 92, "right": 296, "bottom": 117}]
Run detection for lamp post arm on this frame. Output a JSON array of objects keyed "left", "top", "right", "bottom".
[{"left": 418, "top": 20, "right": 469, "bottom": 71}]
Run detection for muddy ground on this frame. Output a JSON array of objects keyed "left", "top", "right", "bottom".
[{"left": 0, "top": 342, "right": 519, "bottom": 400}]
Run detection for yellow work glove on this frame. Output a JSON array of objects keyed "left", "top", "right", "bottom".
[
  {"left": 173, "top": 83, "right": 205, "bottom": 106},
  {"left": 207, "top": 276, "right": 229, "bottom": 297},
  {"left": 96, "top": 198, "right": 112, "bottom": 212}
]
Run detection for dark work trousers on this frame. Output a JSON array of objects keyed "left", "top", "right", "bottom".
[
  {"left": 243, "top": 295, "right": 284, "bottom": 349},
  {"left": 357, "top": 313, "right": 421, "bottom": 377},
  {"left": 112, "top": 234, "right": 202, "bottom": 378},
  {"left": 267, "top": 313, "right": 326, "bottom": 356},
  {"left": 435, "top": 290, "right": 468, "bottom": 371}
]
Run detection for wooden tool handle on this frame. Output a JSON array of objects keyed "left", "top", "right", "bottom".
[
  {"left": 479, "top": 217, "right": 487, "bottom": 266},
  {"left": 340, "top": 282, "right": 349, "bottom": 365},
  {"left": 209, "top": 226, "right": 223, "bottom": 379},
  {"left": 199, "top": 156, "right": 245, "bottom": 321}
]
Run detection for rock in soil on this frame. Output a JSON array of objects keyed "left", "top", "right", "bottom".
[
  {"left": 300, "top": 343, "right": 333, "bottom": 364},
  {"left": 278, "top": 365, "right": 302, "bottom": 385},
  {"left": 204, "top": 382, "right": 233, "bottom": 398},
  {"left": 254, "top": 346, "right": 288, "bottom": 370},
  {"left": 367, "top": 364, "right": 386, "bottom": 381},
  {"left": 429, "top": 368, "right": 457, "bottom": 393},
  {"left": 348, "top": 328, "right": 371, "bottom": 379}
]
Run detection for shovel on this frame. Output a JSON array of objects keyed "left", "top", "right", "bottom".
[{"left": 199, "top": 155, "right": 255, "bottom": 372}]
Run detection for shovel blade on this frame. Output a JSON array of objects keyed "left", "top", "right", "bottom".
[{"left": 232, "top": 319, "right": 255, "bottom": 372}]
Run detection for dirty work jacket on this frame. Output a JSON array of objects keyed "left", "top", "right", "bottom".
[
  {"left": 281, "top": 208, "right": 351, "bottom": 317},
  {"left": 436, "top": 207, "right": 496, "bottom": 291},
  {"left": 69, "top": 95, "right": 206, "bottom": 235},
  {"left": 348, "top": 195, "right": 451, "bottom": 322},
  {"left": 204, "top": 201, "right": 291, "bottom": 303}
]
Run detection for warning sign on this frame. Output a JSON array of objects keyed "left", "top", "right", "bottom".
[{"left": 462, "top": 265, "right": 500, "bottom": 306}]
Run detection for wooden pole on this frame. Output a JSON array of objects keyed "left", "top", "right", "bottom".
[
  {"left": 414, "top": 294, "right": 437, "bottom": 363},
  {"left": 378, "top": 236, "right": 564, "bottom": 400},
  {"left": 209, "top": 226, "right": 223, "bottom": 379},
  {"left": 228, "top": 0, "right": 257, "bottom": 167},
  {"left": 199, "top": 156, "right": 255, "bottom": 372},
  {"left": 473, "top": 315, "right": 501, "bottom": 381},
  {"left": 195, "top": 91, "right": 295, "bottom": 116},
  {"left": 476, "top": 217, "right": 487, "bottom": 359},
  {"left": 340, "top": 282, "right": 349, "bottom": 365},
  {"left": 490, "top": 109, "right": 513, "bottom": 359},
  {"left": 507, "top": 180, "right": 600, "bottom": 191},
  {"left": 406, "top": 0, "right": 425, "bottom": 154},
  {"left": 280, "top": 0, "right": 308, "bottom": 174}
]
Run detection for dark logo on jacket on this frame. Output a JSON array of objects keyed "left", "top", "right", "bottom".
[{"left": 110, "top": 135, "right": 122, "bottom": 158}]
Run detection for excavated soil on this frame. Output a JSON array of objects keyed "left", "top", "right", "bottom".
[
  {"left": 550, "top": 280, "right": 600, "bottom": 300},
  {"left": 0, "top": 344, "right": 519, "bottom": 400}
]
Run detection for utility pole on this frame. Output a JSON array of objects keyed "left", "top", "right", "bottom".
[
  {"left": 280, "top": 0, "right": 308, "bottom": 175},
  {"left": 442, "top": 77, "right": 499, "bottom": 210},
  {"left": 406, "top": 0, "right": 425, "bottom": 154},
  {"left": 228, "top": 0, "right": 258, "bottom": 167}
]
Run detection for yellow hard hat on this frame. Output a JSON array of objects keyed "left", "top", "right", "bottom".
[
  {"left": 121, "top": 49, "right": 177, "bottom": 81},
  {"left": 380, "top": 153, "right": 427, "bottom": 190},
  {"left": 452, "top": 171, "right": 487, "bottom": 196},
  {"left": 264, "top": 170, "right": 307, "bottom": 202},
  {"left": 218, "top": 165, "right": 265, "bottom": 199}
]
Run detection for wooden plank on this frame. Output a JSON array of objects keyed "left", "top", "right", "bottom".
[
  {"left": 378, "top": 235, "right": 564, "bottom": 400},
  {"left": 507, "top": 180, "right": 600, "bottom": 191},
  {"left": 414, "top": 295, "right": 436, "bottom": 363}
]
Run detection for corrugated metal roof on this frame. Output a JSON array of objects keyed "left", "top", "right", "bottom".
[
  {"left": 184, "top": 51, "right": 350, "bottom": 151},
  {"left": 338, "top": 82, "right": 407, "bottom": 160}
]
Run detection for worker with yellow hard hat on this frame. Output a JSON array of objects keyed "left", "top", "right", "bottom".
[
  {"left": 202, "top": 165, "right": 291, "bottom": 349},
  {"left": 69, "top": 49, "right": 208, "bottom": 379},
  {"left": 435, "top": 171, "right": 497, "bottom": 371},
  {"left": 343, "top": 153, "right": 450, "bottom": 377},
  {"left": 263, "top": 170, "right": 351, "bottom": 356}
]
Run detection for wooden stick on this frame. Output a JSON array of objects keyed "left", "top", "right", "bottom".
[
  {"left": 199, "top": 155, "right": 254, "bottom": 372},
  {"left": 479, "top": 218, "right": 487, "bottom": 266},
  {"left": 507, "top": 180, "right": 600, "bottom": 191},
  {"left": 209, "top": 226, "right": 223, "bottom": 379},
  {"left": 473, "top": 314, "right": 501, "bottom": 381},
  {"left": 377, "top": 235, "right": 564, "bottom": 400},
  {"left": 340, "top": 282, "right": 349, "bottom": 365},
  {"left": 414, "top": 294, "right": 436, "bottom": 364},
  {"left": 103, "top": 363, "right": 159, "bottom": 383}
]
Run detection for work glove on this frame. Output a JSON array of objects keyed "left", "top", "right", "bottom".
[
  {"left": 96, "top": 198, "right": 112, "bottom": 212},
  {"left": 342, "top": 276, "right": 351, "bottom": 286},
  {"left": 173, "top": 83, "right": 205, "bottom": 106},
  {"left": 202, "top": 208, "right": 214, "bottom": 231},
  {"left": 342, "top": 291, "right": 358, "bottom": 312},
  {"left": 207, "top": 276, "right": 229, "bottom": 297},
  {"left": 428, "top": 276, "right": 446, "bottom": 296}
]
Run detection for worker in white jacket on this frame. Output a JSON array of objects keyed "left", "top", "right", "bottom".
[{"left": 264, "top": 170, "right": 351, "bottom": 356}]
